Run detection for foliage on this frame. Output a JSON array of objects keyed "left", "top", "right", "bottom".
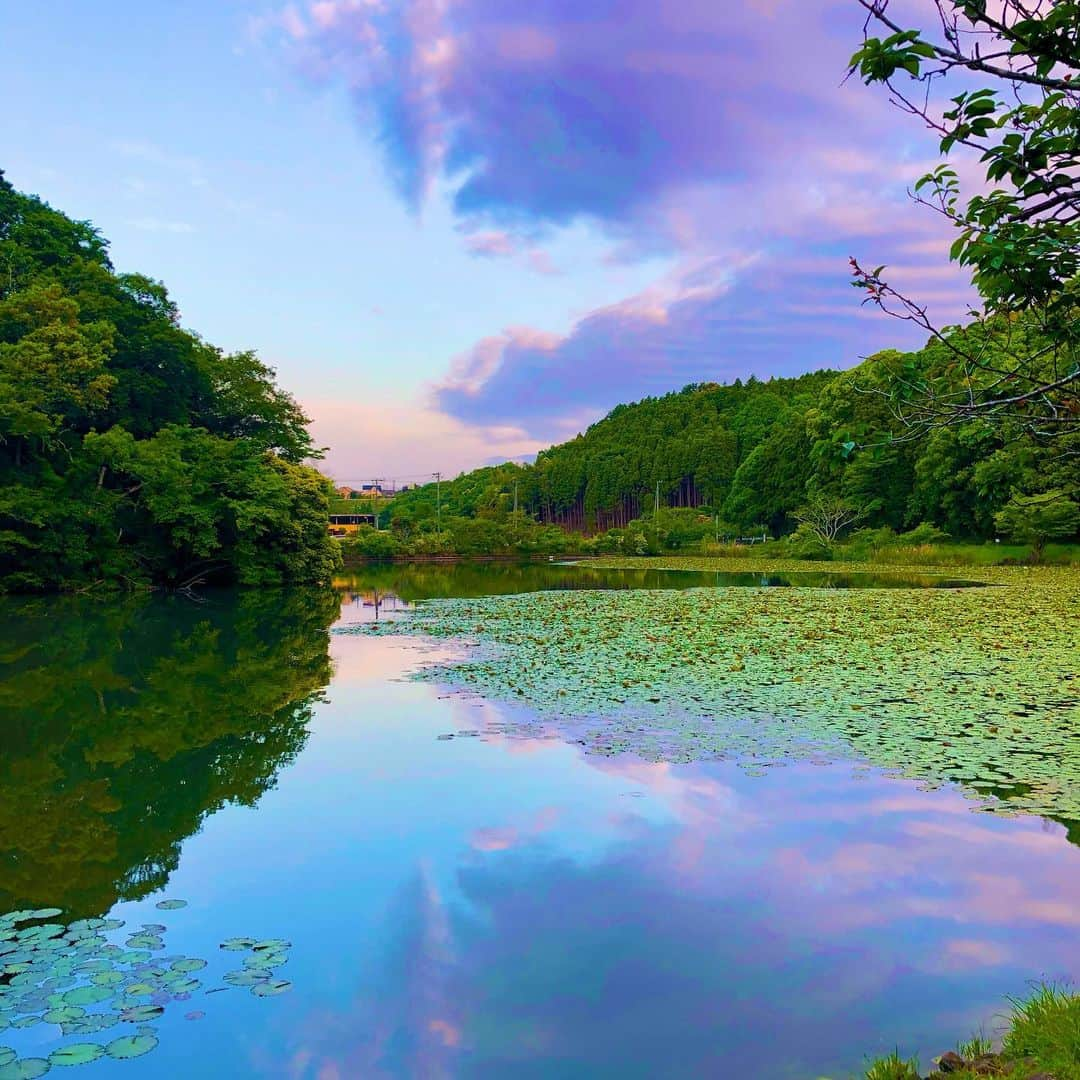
[
  {"left": 995, "top": 488, "right": 1080, "bottom": 560},
  {"left": 862, "top": 985, "right": 1080, "bottom": 1080},
  {"left": 0, "top": 172, "right": 339, "bottom": 590},
  {"left": 848, "top": 1, "right": 1080, "bottom": 432},
  {"left": 383, "top": 328, "right": 1079, "bottom": 556}
]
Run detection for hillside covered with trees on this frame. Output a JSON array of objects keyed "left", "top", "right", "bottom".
[
  {"left": 0, "top": 172, "right": 340, "bottom": 591},
  {"left": 372, "top": 318, "right": 1080, "bottom": 559}
]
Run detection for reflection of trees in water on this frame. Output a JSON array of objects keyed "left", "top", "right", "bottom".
[
  {"left": 334, "top": 563, "right": 981, "bottom": 605},
  {"left": 0, "top": 589, "right": 337, "bottom": 917}
]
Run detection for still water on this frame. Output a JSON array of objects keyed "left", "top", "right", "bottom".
[{"left": 1, "top": 565, "right": 1075, "bottom": 1078}]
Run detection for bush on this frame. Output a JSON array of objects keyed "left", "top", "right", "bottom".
[
  {"left": 898, "top": 521, "right": 951, "bottom": 545},
  {"left": 783, "top": 522, "right": 833, "bottom": 561},
  {"left": 342, "top": 526, "right": 400, "bottom": 559}
]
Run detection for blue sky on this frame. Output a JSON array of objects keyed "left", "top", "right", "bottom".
[{"left": 2, "top": 0, "right": 971, "bottom": 483}]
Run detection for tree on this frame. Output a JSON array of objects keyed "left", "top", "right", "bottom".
[
  {"left": 793, "top": 494, "right": 868, "bottom": 544},
  {"left": 994, "top": 488, "right": 1080, "bottom": 560},
  {"left": 0, "top": 174, "right": 339, "bottom": 591},
  {"left": 848, "top": 1, "right": 1080, "bottom": 434}
]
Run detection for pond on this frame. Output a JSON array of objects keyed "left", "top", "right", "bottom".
[{"left": 1, "top": 564, "right": 1077, "bottom": 1078}]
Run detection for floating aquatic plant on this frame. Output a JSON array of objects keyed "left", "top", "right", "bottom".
[
  {"left": 345, "top": 562, "right": 1080, "bottom": 821},
  {"left": 0, "top": 902, "right": 293, "bottom": 1076}
]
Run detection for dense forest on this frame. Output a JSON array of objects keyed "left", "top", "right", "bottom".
[
  {"left": 376, "top": 323, "right": 1080, "bottom": 558},
  {"left": 0, "top": 172, "right": 340, "bottom": 591}
]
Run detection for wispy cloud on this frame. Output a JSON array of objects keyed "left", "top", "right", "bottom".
[{"left": 126, "top": 217, "right": 195, "bottom": 234}]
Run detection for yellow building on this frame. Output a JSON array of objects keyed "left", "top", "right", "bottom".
[{"left": 328, "top": 513, "right": 376, "bottom": 536}]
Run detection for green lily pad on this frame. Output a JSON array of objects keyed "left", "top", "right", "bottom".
[
  {"left": 122, "top": 983, "right": 154, "bottom": 997},
  {"left": 169, "top": 959, "right": 206, "bottom": 973},
  {"left": 243, "top": 953, "right": 286, "bottom": 970},
  {"left": 105, "top": 1033, "right": 158, "bottom": 1060},
  {"left": 222, "top": 970, "right": 267, "bottom": 988},
  {"left": 251, "top": 939, "right": 290, "bottom": 952},
  {"left": 65, "top": 921, "right": 104, "bottom": 935},
  {"left": 118, "top": 1005, "right": 163, "bottom": 1024},
  {"left": 90, "top": 972, "right": 124, "bottom": 988},
  {"left": 218, "top": 939, "right": 255, "bottom": 952},
  {"left": 60, "top": 1013, "right": 119, "bottom": 1036},
  {"left": 250, "top": 979, "right": 291, "bottom": 997},
  {"left": 124, "top": 936, "right": 162, "bottom": 951},
  {"left": 42, "top": 1007, "right": 85, "bottom": 1025},
  {"left": 62, "top": 986, "right": 111, "bottom": 1007},
  {"left": 48, "top": 1044, "right": 103, "bottom": 1067},
  {"left": 0, "top": 1052, "right": 13, "bottom": 1069},
  {"left": 153, "top": 900, "right": 186, "bottom": 912},
  {"left": 0, "top": 1057, "right": 51, "bottom": 1078}
]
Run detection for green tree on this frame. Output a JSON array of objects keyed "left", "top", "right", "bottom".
[
  {"left": 0, "top": 172, "right": 339, "bottom": 591},
  {"left": 994, "top": 489, "right": 1080, "bottom": 560}
]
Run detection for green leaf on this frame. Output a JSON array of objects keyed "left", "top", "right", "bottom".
[
  {"left": 48, "top": 1044, "right": 104, "bottom": 1068},
  {"left": 0, "top": 1058, "right": 52, "bottom": 1079},
  {"left": 105, "top": 1033, "right": 158, "bottom": 1061}
]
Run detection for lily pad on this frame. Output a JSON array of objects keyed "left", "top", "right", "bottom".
[
  {"left": 48, "top": 1044, "right": 104, "bottom": 1067},
  {"left": 222, "top": 971, "right": 267, "bottom": 988},
  {"left": 153, "top": 900, "right": 186, "bottom": 912},
  {"left": 118, "top": 1005, "right": 163, "bottom": 1024},
  {"left": 0, "top": 1057, "right": 51, "bottom": 1078},
  {"left": 169, "top": 959, "right": 206, "bottom": 973},
  {"left": 105, "top": 1033, "right": 158, "bottom": 1061},
  {"left": 218, "top": 938, "right": 255, "bottom": 952},
  {"left": 250, "top": 980, "right": 291, "bottom": 997},
  {"left": 251, "top": 940, "right": 290, "bottom": 952},
  {"left": 42, "top": 1008, "right": 85, "bottom": 1025},
  {"left": 61, "top": 986, "right": 111, "bottom": 1007}
]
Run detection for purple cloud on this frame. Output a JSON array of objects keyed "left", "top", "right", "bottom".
[
  {"left": 270, "top": 0, "right": 975, "bottom": 442},
  {"left": 273, "top": 0, "right": 888, "bottom": 233},
  {"left": 434, "top": 245, "right": 970, "bottom": 436}
]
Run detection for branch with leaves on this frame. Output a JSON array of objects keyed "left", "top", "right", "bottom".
[{"left": 848, "top": 0, "right": 1080, "bottom": 431}]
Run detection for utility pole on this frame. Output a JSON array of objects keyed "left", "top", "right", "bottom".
[
  {"left": 433, "top": 472, "right": 442, "bottom": 534},
  {"left": 372, "top": 478, "right": 384, "bottom": 529},
  {"left": 513, "top": 481, "right": 519, "bottom": 515}
]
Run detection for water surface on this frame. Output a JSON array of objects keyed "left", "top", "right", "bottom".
[{"left": 1, "top": 569, "right": 1076, "bottom": 1079}]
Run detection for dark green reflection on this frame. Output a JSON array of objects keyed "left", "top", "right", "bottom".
[
  {"left": 335, "top": 560, "right": 985, "bottom": 604},
  {"left": 0, "top": 589, "right": 337, "bottom": 917}
]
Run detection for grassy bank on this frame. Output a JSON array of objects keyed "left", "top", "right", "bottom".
[
  {"left": 862, "top": 986, "right": 1080, "bottom": 1079},
  {"left": 336, "top": 520, "right": 1080, "bottom": 569}
]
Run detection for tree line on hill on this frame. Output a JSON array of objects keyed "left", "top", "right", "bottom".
[
  {"left": 361, "top": 321, "right": 1079, "bottom": 560},
  {"left": 0, "top": 171, "right": 340, "bottom": 592}
]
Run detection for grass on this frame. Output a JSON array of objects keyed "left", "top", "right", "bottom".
[
  {"left": 860, "top": 986, "right": 1080, "bottom": 1079},
  {"left": 695, "top": 538, "right": 1080, "bottom": 568}
]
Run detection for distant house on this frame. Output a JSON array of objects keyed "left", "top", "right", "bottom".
[{"left": 328, "top": 513, "right": 376, "bottom": 536}]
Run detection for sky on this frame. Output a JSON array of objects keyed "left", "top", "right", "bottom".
[{"left": 1, "top": 0, "right": 973, "bottom": 485}]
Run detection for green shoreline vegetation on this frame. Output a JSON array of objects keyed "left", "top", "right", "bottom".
[{"left": 862, "top": 985, "right": 1080, "bottom": 1079}]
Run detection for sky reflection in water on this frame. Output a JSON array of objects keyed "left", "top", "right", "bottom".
[{"left": 1, "top": 581, "right": 1077, "bottom": 1079}]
